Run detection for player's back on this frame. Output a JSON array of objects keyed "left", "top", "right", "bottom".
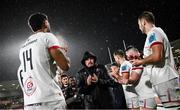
[{"left": 17, "top": 32, "right": 64, "bottom": 105}]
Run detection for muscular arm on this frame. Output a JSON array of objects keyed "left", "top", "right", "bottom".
[
  {"left": 49, "top": 48, "right": 70, "bottom": 71},
  {"left": 133, "top": 44, "right": 163, "bottom": 66},
  {"left": 143, "top": 44, "right": 163, "bottom": 64},
  {"left": 122, "top": 72, "right": 129, "bottom": 79},
  {"left": 111, "top": 72, "right": 122, "bottom": 81},
  {"left": 119, "top": 71, "right": 141, "bottom": 85},
  {"left": 127, "top": 72, "right": 141, "bottom": 84}
]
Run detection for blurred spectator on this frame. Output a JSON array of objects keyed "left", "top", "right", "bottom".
[
  {"left": 59, "top": 74, "right": 84, "bottom": 109},
  {"left": 61, "top": 74, "right": 73, "bottom": 99},
  {"left": 67, "top": 76, "right": 84, "bottom": 109},
  {"left": 68, "top": 76, "right": 78, "bottom": 93}
]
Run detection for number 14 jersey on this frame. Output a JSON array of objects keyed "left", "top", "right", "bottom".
[{"left": 17, "top": 32, "right": 65, "bottom": 105}]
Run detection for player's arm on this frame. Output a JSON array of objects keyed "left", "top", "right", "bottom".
[
  {"left": 111, "top": 72, "right": 122, "bottom": 81},
  {"left": 142, "top": 44, "right": 163, "bottom": 64},
  {"left": 49, "top": 48, "right": 70, "bottom": 71},
  {"left": 46, "top": 33, "right": 70, "bottom": 71},
  {"left": 120, "top": 72, "right": 140, "bottom": 85},
  {"left": 121, "top": 64, "right": 130, "bottom": 79},
  {"left": 120, "top": 67, "right": 142, "bottom": 85},
  {"left": 127, "top": 71, "right": 140, "bottom": 84},
  {"left": 133, "top": 43, "right": 163, "bottom": 66},
  {"left": 118, "top": 72, "right": 129, "bottom": 84},
  {"left": 121, "top": 72, "right": 129, "bottom": 79},
  {"left": 133, "top": 32, "right": 163, "bottom": 66}
]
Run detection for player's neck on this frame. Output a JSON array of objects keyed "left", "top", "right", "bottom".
[
  {"left": 120, "top": 58, "right": 126, "bottom": 65},
  {"left": 35, "top": 28, "right": 47, "bottom": 33},
  {"left": 145, "top": 24, "right": 155, "bottom": 34}
]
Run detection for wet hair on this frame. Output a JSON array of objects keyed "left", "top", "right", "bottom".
[
  {"left": 28, "top": 12, "right": 48, "bottom": 32},
  {"left": 125, "top": 45, "right": 144, "bottom": 59},
  {"left": 125, "top": 45, "right": 139, "bottom": 53},
  {"left": 138, "top": 11, "right": 155, "bottom": 24},
  {"left": 113, "top": 49, "right": 125, "bottom": 58}
]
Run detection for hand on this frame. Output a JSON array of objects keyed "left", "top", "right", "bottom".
[
  {"left": 87, "top": 75, "right": 92, "bottom": 85},
  {"left": 111, "top": 73, "right": 121, "bottom": 81},
  {"left": 131, "top": 59, "right": 143, "bottom": 66},
  {"left": 118, "top": 78, "right": 128, "bottom": 85},
  {"left": 91, "top": 74, "right": 98, "bottom": 83},
  {"left": 122, "top": 79, "right": 129, "bottom": 85}
]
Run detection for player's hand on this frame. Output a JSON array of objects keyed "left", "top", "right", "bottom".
[
  {"left": 131, "top": 59, "right": 143, "bottom": 66},
  {"left": 118, "top": 78, "right": 128, "bottom": 85},
  {"left": 122, "top": 79, "right": 129, "bottom": 85}
]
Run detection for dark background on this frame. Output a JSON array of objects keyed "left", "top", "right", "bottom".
[{"left": 0, "top": 0, "right": 179, "bottom": 81}]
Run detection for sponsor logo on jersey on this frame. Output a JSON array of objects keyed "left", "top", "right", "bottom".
[
  {"left": 149, "top": 33, "right": 156, "bottom": 43},
  {"left": 24, "top": 76, "right": 36, "bottom": 96}
]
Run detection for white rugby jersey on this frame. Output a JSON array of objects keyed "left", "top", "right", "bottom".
[
  {"left": 143, "top": 27, "right": 179, "bottom": 85},
  {"left": 17, "top": 32, "right": 65, "bottom": 105},
  {"left": 120, "top": 61, "right": 138, "bottom": 99},
  {"left": 132, "top": 66, "right": 156, "bottom": 99}
]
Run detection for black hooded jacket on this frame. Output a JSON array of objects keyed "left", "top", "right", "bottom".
[{"left": 76, "top": 51, "right": 120, "bottom": 109}]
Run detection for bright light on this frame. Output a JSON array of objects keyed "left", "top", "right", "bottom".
[
  {"left": 55, "top": 34, "right": 69, "bottom": 49},
  {"left": 3, "top": 37, "right": 25, "bottom": 60}
]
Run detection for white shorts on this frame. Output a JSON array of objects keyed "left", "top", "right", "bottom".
[
  {"left": 126, "top": 97, "right": 139, "bottom": 109},
  {"left": 153, "top": 77, "right": 180, "bottom": 108},
  {"left": 139, "top": 98, "right": 156, "bottom": 109},
  {"left": 24, "top": 100, "right": 67, "bottom": 110}
]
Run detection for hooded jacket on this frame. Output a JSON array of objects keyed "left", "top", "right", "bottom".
[{"left": 76, "top": 51, "right": 119, "bottom": 109}]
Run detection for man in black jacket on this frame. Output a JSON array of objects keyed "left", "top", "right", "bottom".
[{"left": 76, "top": 51, "right": 124, "bottom": 109}]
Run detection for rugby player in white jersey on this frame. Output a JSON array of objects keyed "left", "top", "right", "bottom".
[
  {"left": 132, "top": 11, "right": 180, "bottom": 109},
  {"left": 113, "top": 49, "right": 139, "bottom": 110},
  {"left": 17, "top": 12, "right": 70, "bottom": 110},
  {"left": 121, "top": 46, "right": 159, "bottom": 110}
]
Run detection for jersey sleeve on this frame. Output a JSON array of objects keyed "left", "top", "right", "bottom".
[
  {"left": 131, "top": 66, "right": 143, "bottom": 75},
  {"left": 148, "top": 31, "right": 163, "bottom": 48},
  {"left": 44, "top": 33, "right": 61, "bottom": 51},
  {"left": 121, "top": 63, "right": 131, "bottom": 74}
]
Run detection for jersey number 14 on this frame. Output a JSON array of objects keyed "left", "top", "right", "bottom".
[{"left": 23, "top": 48, "right": 33, "bottom": 72}]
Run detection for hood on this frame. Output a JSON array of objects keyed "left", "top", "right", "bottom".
[{"left": 81, "top": 51, "right": 97, "bottom": 66}]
